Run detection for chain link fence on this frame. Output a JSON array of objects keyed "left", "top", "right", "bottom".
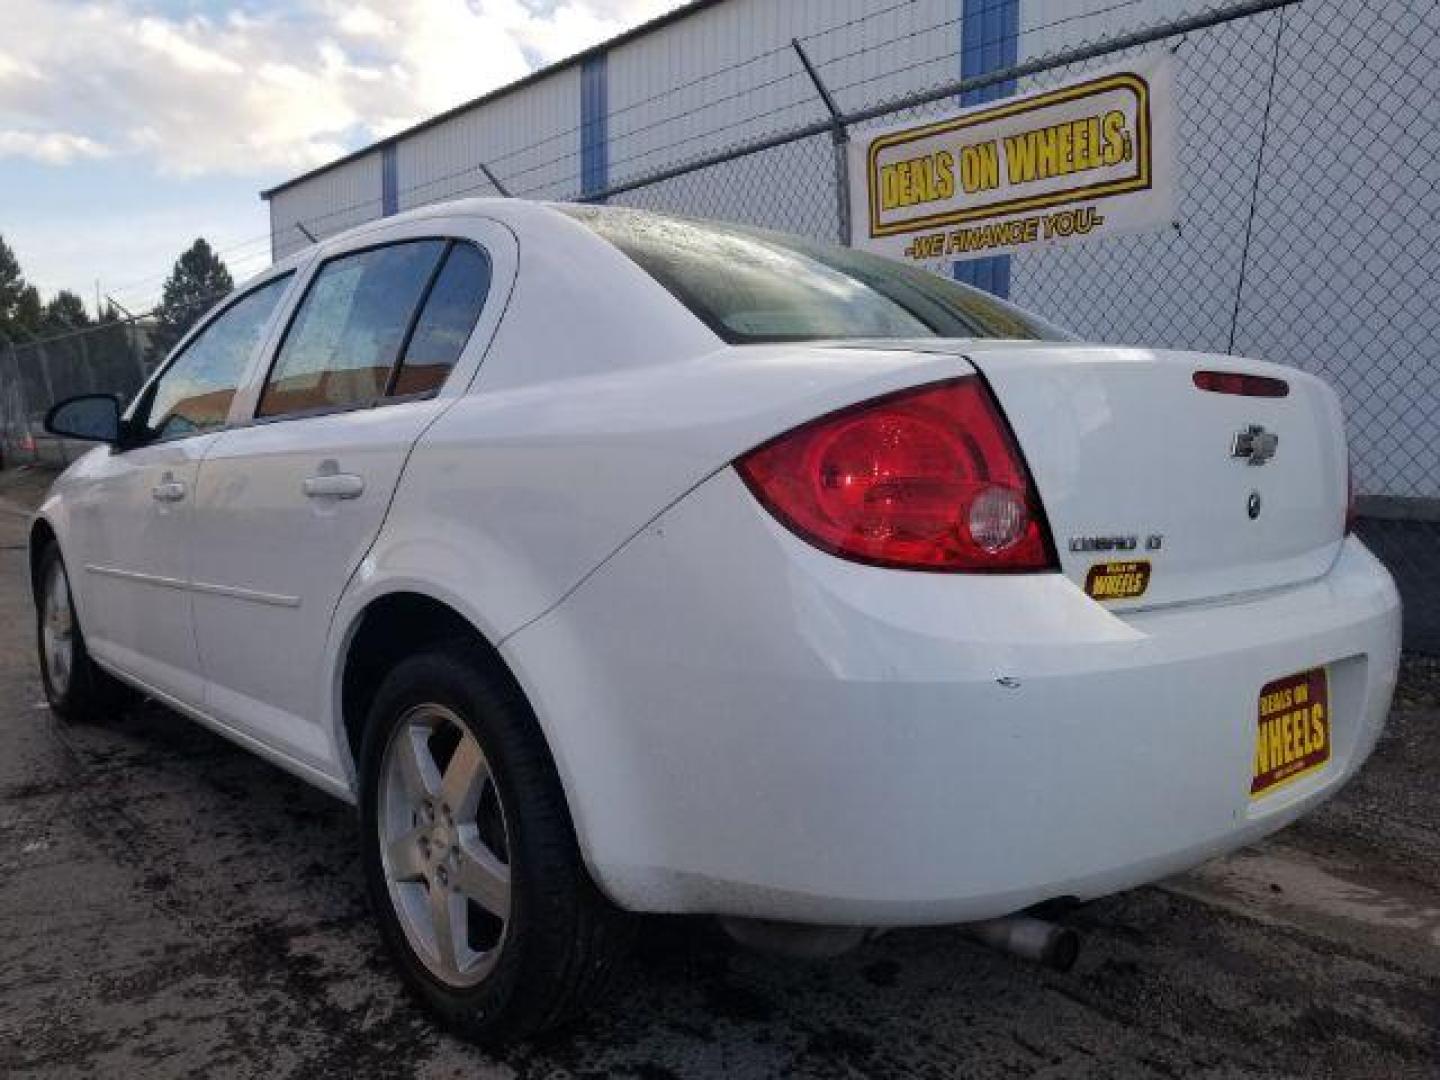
[
  {"left": 604, "top": 0, "right": 1438, "bottom": 651},
  {"left": 0, "top": 316, "right": 182, "bottom": 470},
  {"left": 1, "top": 0, "right": 1434, "bottom": 648}
]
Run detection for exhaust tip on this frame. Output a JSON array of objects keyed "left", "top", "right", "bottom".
[
  {"left": 964, "top": 915, "right": 1082, "bottom": 972},
  {"left": 1044, "top": 926, "right": 1081, "bottom": 973}
]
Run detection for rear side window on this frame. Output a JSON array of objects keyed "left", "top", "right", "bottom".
[
  {"left": 136, "top": 274, "right": 291, "bottom": 442},
  {"left": 392, "top": 243, "right": 491, "bottom": 397},
  {"left": 258, "top": 241, "right": 445, "bottom": 418}
]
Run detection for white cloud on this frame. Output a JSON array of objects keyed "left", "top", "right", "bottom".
[
  {"left": 0, "top": 0, "right": 684, "bottom": 177},
  {"left": 0, "top": 130, "right": 110, "bottom": 165}
]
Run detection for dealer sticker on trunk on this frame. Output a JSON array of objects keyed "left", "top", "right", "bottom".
[
  {"left": 1252, "top": 668, "right": 1331, "bottom": 799},
  {"left": 1084, "top": 560, "right": 1151, "bottom": 600}
]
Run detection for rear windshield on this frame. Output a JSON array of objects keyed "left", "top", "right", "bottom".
[{"left": 562, "top": 205, "right": 1071, "bottom": 344}]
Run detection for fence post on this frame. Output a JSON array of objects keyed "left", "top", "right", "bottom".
[
  {"left": 792, "top": 38, "right": 852, "bottom": 246},
  {"left": 74, "top": 324, "right": 94, "bottom": 394},
  {"left": 479, "top": 163, "right": 512, "bottom": 198},
  {"left": 0, "top": 339, "right": 22, "bottom": 469},
  {"left": 128, "top": 320, "right": 146, "bottom": 384},
  {"left": 71, "top": 329, "right": 94, "bottom": 466},
  {"left": 34, "top": 342, "right": 55, "bottom": 465},
  {"left": 1226, "top": 8, "right": 1286, "bottom": 356},
  {"left": 1, "top": 336, "right": 40, "bottom": 466}
]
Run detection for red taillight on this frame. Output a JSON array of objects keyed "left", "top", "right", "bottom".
[
  {"left": 1193, "top": 370, "right": 1289, "bottom": 397},
  {"left": 735, "top": 377, "right": 1056, "bottom": 572}
]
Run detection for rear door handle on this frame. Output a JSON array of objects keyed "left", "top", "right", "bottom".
[
  {"left": 152, "top": 474, "right": 187, "bottom": 502},
  {"left": 303, "top": 472, "right": 365, "bottom": 500}
]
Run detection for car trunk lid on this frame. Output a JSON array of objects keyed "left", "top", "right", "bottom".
[{"left": 961, "top": 341, "right": 1347, "bottom": 610}]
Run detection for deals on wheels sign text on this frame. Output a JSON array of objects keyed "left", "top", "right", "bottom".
[{"left": 849, "top": 57, "right": 1176, "bottom": 267}]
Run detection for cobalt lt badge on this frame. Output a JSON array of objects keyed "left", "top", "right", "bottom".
[{"left": 1247, "top": 490, "right": 1263, "bottom": 520}]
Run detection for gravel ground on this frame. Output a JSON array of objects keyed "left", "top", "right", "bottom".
[{"left": 0, "top": 466, "right": 1436, "bottom": 1079}]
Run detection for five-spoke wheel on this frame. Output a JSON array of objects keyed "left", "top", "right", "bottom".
[
  {"left": 39, "top": 558, "right": 75, "bottom": 701},
  {"left": 358, "top": 642, "right": 631, "bottom": 1044},
  {"left": 379, "top": 703, "right": 512, "bottom": 987}
]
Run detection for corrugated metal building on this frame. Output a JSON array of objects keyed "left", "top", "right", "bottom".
[
  {"left": 261, "top": 0, "right": 1437, "bottom": 507},
  {"left": 263, "top": 0, "right": 978, "bottom": 260}
]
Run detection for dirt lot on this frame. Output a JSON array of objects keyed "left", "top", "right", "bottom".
[{"left": 0, "top": 464, "right": 1436, "bottom": 1079}]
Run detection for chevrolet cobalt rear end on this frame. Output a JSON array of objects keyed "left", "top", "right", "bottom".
[{"left": 32, "top": 202, "right": 1401, "bottom": 1043}]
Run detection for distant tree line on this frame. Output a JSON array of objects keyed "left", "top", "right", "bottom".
[
  {"left": 1, "top": 232, "right": 233, "bottom": 345},
  {"left": 0, "top": 236, "right": 101, "bottom": 342},
  {"left": 0, "top": 233, "right": 235, "bottom": 416}
]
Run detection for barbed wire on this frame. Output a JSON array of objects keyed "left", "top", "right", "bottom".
[
  {"left": 72, "top": 2, "right": 1254, "bottom": 306},
  {"left": 268, "top": 0, "right": 944, "bottom": 222},
  {"left": 274, "top": 0, "right": 1216, "bottom": 257},
  {"left": 101, "top": 230, "right": 279, "bottom": 309},
  {"left": 813, "top": 0, "right": 1146, "bottom": 75}
]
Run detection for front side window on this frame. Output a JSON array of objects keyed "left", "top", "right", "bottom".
[
  {"left": 135, "top": 274, "right": 291, "bottom": 442},
  {"left": 563, "top": 206, "right": 1072, "bottom": 344},
  {"left": 258, "top": 240, "right": 446, "bottom": 418}
]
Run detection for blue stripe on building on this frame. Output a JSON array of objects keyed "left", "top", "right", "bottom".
[
  {"left": 956, "top": 0, "right": 1019, "bottom": 297},
  {"left": 381, "top": 144, "right": 398, "bottom": 216},
  {"left": 581, "top": 53, "right": 609, "bottom": 200}
]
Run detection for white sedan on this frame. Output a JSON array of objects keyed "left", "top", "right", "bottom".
[{"left": 33, "top": 200, "right": 1401, "bottom": 1042}]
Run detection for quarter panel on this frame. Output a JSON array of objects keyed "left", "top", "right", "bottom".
[{"left": 383, "top": 346, "right": 976, "bottom": 644}]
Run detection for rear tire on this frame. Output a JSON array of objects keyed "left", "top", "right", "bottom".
[
  {"left": 358, "top": 641, "right": 631, "bottom": 1044},
  {"left": 36, "top": 544, "right": 137, "bottom": 724}
]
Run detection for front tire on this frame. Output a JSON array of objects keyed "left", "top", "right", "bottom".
[
  {"left": 358, "top": 642, "right": 631, "bottom": 1044},
  {"left": 36, "top": 545, "right": 135, "bottom": 723}
]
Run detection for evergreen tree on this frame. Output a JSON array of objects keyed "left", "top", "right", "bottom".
[
  {"left": 0, "top": 235, "right": 36, "bottom": 339},
  {"left": 43, "top": 290, "right": 91, "bottom": 331},
  {"left": 12, "top": 285, "right": 43, "bottom": 336},
  {"left": 155, "top": 238, "right": 233, "bottom": 346}
]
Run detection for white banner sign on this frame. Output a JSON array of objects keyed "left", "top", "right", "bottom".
[{"left": 848, "top": 56, "right": 1176, "bottom": 266}]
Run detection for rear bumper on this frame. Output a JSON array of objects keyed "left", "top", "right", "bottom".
[{"left": 503, "top": 469, "right": 1402, "bottom": 926}]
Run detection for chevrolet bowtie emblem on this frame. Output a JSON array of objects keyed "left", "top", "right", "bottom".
[{"left": 1231, "top": 424, "right": 1279, "bottom": 466}]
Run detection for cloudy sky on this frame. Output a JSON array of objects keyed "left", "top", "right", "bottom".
[{"left": 0, "top": 0, "right": 683, "bottom": 313}]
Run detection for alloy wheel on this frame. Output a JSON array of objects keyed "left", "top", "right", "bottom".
[
  {"left": 378, "top": 703, "right": 512, "bottom": 988},
  {"left": 41, "top": 561, "right": 75, "bottom": 700}
]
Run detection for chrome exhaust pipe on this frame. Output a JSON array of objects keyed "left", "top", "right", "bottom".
[{"left": 964, "top": 915, "right": 1081, "bottom": 972}]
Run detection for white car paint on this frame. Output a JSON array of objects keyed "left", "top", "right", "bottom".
[
  {"left": 59, "top": 432, "right": 219, "bottom": 704},
  {"left": 504, "top": 471, "right": 1397, "bottom": 924},
  {"left": 965, "top": 340, "right": 1350, "bottom": 609},
  {"left": 35, "top": 198, "right": 1401, "bottom": 927},
  {"left": 185, "top": 216, "right": 520, "bottom": 777}
]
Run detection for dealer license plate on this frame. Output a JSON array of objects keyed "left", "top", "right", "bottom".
[{"left": 1251, "top": 667, "right": 1330, "bottom": 799}]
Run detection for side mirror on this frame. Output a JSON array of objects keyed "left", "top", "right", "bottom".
[{"left": 44, "top": 394, "right": 122, "bottom": 445}]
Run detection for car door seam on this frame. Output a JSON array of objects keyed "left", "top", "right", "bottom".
[{"left": 325, "top": 221, "right": 523, "bottom": 636}]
